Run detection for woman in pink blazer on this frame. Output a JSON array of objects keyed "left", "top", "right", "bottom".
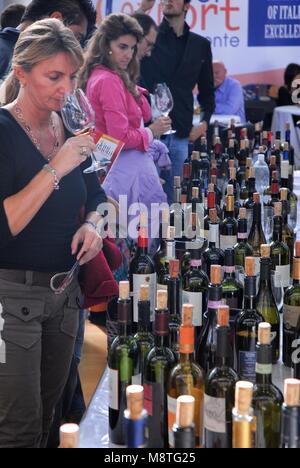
[{"left": 79, "top": 14, "right": 171, "bottom": 237}]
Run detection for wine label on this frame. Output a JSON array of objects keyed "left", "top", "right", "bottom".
[
  {"left": 256, "top": 363, "right": 272, "bottom": 375},
  {"left": 204, "top": 394, "right": 226, "bottom": 434},
  {"left": 283, "top": 304, "right": 300, "bottom": 329},
  {"left": 132, "top": 374, "right": 142, "bottom": 386},
  {"left": 239, "top": 351, "right": 256, "bottom": 383},
  {"left": 133, "top": 273, "right": 156, "bottom": 322},
  {"left": 220, "top": 235, "right": 237, "bottom": 250},
  {"left": 274, "top": 265, "right": 291, "bottom": 288},
  {"left": 108, "top": 368, "right": 119, "bottom": 410},
  {"left": 182, "top": 291, "right": 203, "bottom": 326}
]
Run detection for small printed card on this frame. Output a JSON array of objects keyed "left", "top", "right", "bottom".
[{"left": 92, "top": 130, "right": 124, "bottom": 168}]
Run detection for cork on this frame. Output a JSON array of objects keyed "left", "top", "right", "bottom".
[
  {"left": 260, "top": 244, "right": 270, "bottom": 258},
  {"left": 245, "top": 257, "right": 255, "bottom": 277},
  {"left": 182, "top": 304, "right": 193, "bottom": 327},
  {"left": 280, "top": 188, "right": 289, "bottom": 201},
  {"left": 167, "top": 226, "right": 175, "bottom": 241},
  {"left": 208, "top": 183, "right": 214, "bottom": 193},
  {"left": 174, "top": 176, "right": 181, "bottom": 189},
  {"left": 229, "top": 139, "right": 235, "bottom": 149},
  {"left": 235, "top": 381, "right": 253, "bottom": 415},
  {"left": 274, "top": 202, "right": 282, "bottom": 217},
  {"left": 227, "top": 185, "right": 234, "bottom": 195},
  {"left": 119, "top": 281, "right": 130, "bottom": 300},
  {"left": 229, "top": 159, "right": 235, "bottom": 168},
  {"left": 293, "top": 258, "right": 300, "bottom": 281},
  {"left": 127, "top": 385, "right": 144, "bottom": 420},
  {"left": 140, "top": 211, "right": 148, "bottom": 228},
  {"left": 249, "top": 167, "right": 255, "bottom": 178},
  {"left": 157, "top": 290, "right": 168, "bottom": 310},
  {"left": 230, "top": 167, "right": 236, "bottom": 179},
  {"left": 217, "top": 305, "right": 229, "bottom": 327},
  {"left": 284, "top": 379, "right": 300, "bottom": 407},
  {"left": 211, "top": 265, "right": 222, "bottom": 285},
  {"left": 258, "top": 322, "right": 271, "bottom": 345},
  {"left": 140, "top": 284, "right": 149, "bottom": 302},
  {"left": 239, "top": 208, "right": 247, "bottom": 220},
  {"left": 169, "top": 259, "right": 180, "bottom": 278},
  {"left": 295, "top": 241, "right": 300, "bottom": 258},
  {"left": 253, "top": 193, "right": 260, "bottom": 204},
  {"left": 176, "top": 395, "right": 195, "bottom": 428},
  {"left": 209, "top": 208, "right": 218, "bottom": 223},
  {"left": 240, "top": 139, "right": 246, "bottom": 150},
  {"left": 192, "top": 187, "right": 199, "bottom": 199},
  {"left": 192, "top": 151, "right": 200, "bottom": 160},
  {"left": 59, "top": 424, "right": 79, "bottom": 449},
  {"left": 259, "top": 146, "right": 264, "bottom": 153}
]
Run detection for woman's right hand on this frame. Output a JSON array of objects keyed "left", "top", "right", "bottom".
[
  {"left": 149, "top": 116, "right": 172, "bottom": 138},
  {"left": 50, "top": 135, "right": 96, "bottom": 179}
]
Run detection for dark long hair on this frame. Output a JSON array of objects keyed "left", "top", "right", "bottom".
[{"left": 79, "top": 13, "right": 143, "bottom": 98}]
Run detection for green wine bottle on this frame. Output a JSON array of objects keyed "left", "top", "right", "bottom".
[
  {"left": 108, "top": 281, "right": 139, "bottom": 445},
  {"left": 222, "top": 248, "right": 244, "bottom": 310},
  {"left": 234, "top": 207, "right": 253, "bottom": 284},
  {"left": 256, "top": 245, "right": 280, "bottom": 363},
  {"left": 220, "top": 191, "right": 238, "bottom": 251},
  {"left": 270, "top": 202, "right": 291, "bottom": 290},
  {"left": 280, "top": 188, "right": 295, "bottom": 271},
  {"left": 252, "top": 323, "right": 283, "bottom": 448},
  {"left": 248, "top": 193, "right": 267, "bottom": 277}
]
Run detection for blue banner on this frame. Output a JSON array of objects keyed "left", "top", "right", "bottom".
[{"left": 248, "top": 0, "right": 300, "bottom": 47}]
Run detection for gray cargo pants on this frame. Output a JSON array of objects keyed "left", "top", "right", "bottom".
[{"left": 0, "top": 269, "right": 81, "bottom": 448}]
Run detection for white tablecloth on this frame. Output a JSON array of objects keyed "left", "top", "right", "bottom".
[{"left": 271, "top": 106, "right": 300, "bottom": 168}]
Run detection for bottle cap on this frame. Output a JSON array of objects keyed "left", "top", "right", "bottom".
[
  {"left": 211, "top": 265, "right": 222, "bottom": 285},
  {"left": 239, "top": 208, "right": 247, "bottom": 219},
  {"left": 167, "top": 226, "right": 175, "bottom": 241},
  {"left": 280, "top": 188, "right": 288, "bottom": 201},
  {"left": 209, "top": 208, "right": 218, "bottom": 223},
  {"left": 192, "top": 187, "right": 199, "bottom": 199},
  {"left": 59, "top": 424, "right": 79, "bottom": 449},
  {"left": 126, "top": 385, "right": 144, "bottom": 420},
  {"left": 174, "top": 176, "right": 181, "bottom": 188},
  {"left": 274, "top": 202, "right": 282, "bottom": 217},
  {"left": 119, "top": 281, "right": 130, "bottom": 300},
  {"left": 182, "top": 304, "right": 193, "bottom": 327},
  {"left": 260, "top": 244, "right": 270, "bottom": 258},
  {"left": 176, "top": 396, "right": 195, "bottom": 428},
  {"left": 235, "top": 381, "right": 253, "bottom": 415},
  {"left": 157, "top": 290, "right": 168, "bottom": 310},
  {"left": 258, "top": 322, "right": 271, "bottom": 345},
  {"left": 245, "top": 257, "right": 255, "bottom": 277},
  {"left": 169, "top": 259, "right": 180, "bottom": 278},
  {"left": 140, "top": 284, "right": 149, "bottom": 302},
  {"left": 284, "top": 379, "right": 300, "bottom": 407},
  {"left": 295, "top": 241, "right": 300, "bottom": 258},
  {"left": 217, "top": 305, "right": 229, "bottom": 327},
  {"left": 227, "top": 185, "right": 234, "bottom": 195}
]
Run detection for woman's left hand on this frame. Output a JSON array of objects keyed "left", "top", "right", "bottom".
[{"left": 71, "top": 223, "right": 103, "bottom": 266}]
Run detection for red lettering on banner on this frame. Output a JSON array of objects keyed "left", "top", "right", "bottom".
[
  {"left": 201, "top": 4, "right": 218, "bottom": 31},
  {"left": 220, "top": 0, "right": 240, "bottom": 31}
]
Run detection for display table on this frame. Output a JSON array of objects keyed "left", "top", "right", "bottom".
[
  {"left": 271, "top": 105, "right": 300, "bottom": 167},
  {"left": 193, "top": 114, "right": 241, "bottom": 127}
]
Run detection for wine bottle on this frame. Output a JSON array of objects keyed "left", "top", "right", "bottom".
[
  {"left": 124, "top": 385, "right": 148, "bottom": 448},
  {"left": 197, "top": 265, "right": 223, "bottom": 374},
  {"left": 220, "top": 191, "right": 238, "bottom": 251},
  {"left": 168, "top": 259, "right": 182, "bottom": 361},
  {"left": 172, "top": 396, "right": 196, "bottom": 449},
  {"left": 204, "top": 184, "right": 221, "bottom": 239},
  {"left": 235, "top": 257, "right": 263, "bottom": 383},
  {"left": 203, "top": 209, "right": 224, "bottom": 277},
  {"left": 281, "top": 379, "right": 300, "bottom": 448},
  {"left": 280, "top": 187, "right": 295, "bottom": 267},
  {"left": 210, "top": 174, "right": 223, "bottom": 207},
  {"left": 228, "top": 167, "right": 241, "bottom": 218},
  {"left": 59, "top": 424, "right": 79, "bottom": 449},
  {"left": 222, "top": 248, "right": 244, "bottom": 310},
  {"left": 108, "top": 281, "right": 139, "bottom": 445},
  {"left": 181, "top": 163, "right": 191, "bottom": 204},
  {"left": 234, "top": 208, "right": 253, "bottom": 284},
  {"left": 134, "top": 284, "right": 155, "bottom": 385},
  {"left": 232, "top": 381, "right": 255, "bottom": 449},
  {"left": 144, "top": 290, "right": 175, "bottom": 448},
  {"left": 236, "top": 139, "right": 247, "bottom": 187},
  {"left": 168, "top": 304, "right": 205, "bottom": 447},
  {"left": 204, "top": 306, "right": 238, "bottom": 448},
  {"left": 252, "top": 323, "right": 283, "bottom": 448},
  {"left": 129, "top": 215, "right": 157, "bottom": 324},
  {"left": 248, "top": 193, "right": 267, "bottom": 276},
  {"left": 270, "top": 202, "right": 291, "bottom": 290},
  {"left": 256, "top": 245, "right": 280, "bottom": 363},
  {"left": 154, "top": 226, "right": 176, "bottom": 291},
  {"left": 283, "top": 251, "right": 300, "bottom": 368},
  {"left": 244, "top": 168, "right": 257, "bottom": 235}
]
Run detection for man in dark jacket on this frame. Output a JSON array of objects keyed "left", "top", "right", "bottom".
[{"left": 139, "top": 0, "right": 215, "bottom": 203}]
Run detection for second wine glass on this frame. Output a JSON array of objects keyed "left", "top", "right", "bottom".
[{"left": 154, "top": 83, "right": 176, "bottom": 135}]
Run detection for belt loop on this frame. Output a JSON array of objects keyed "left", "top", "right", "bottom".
[{"left": 25, "top": 271, "right": 34, "bottom": 286}]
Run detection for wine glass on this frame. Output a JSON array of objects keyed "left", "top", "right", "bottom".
[
  {"left": 154, "top": 83, "right": 176, "bottom": 135},
  {"left": 61, "top": 89, "right": 109, "bottom": 174}
]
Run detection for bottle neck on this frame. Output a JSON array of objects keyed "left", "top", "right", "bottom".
[
  {"left": 216, "top": 326, "right": 232, "bottom": 367},
  {"left": 224, "top": 265, "right": 236, "bottom": 279},
  {"left": 237, "top": 219, "right": 248, "bottom": 242},
  {"left": 119, "top": 322, "right": 132, "bottom": 337},
  {"left": 256, "top": 344, "right": 273, "bottom": 386},
  {"left": 259, "top": 258, "right": 272, "bottom": 285},
  {"left": 251, "top": 203, "right": 263, "bottom": 231},
  {"left": 272, "top": 216, "right": 283, "bottom": 242},
  {"left": 244, "top": 276, "right": 257, "bottom": 309},
  {"left": 155, "top": 334, "right": 169, "bottom": 348},
  {"left": 137, "top": 301, "right": 151, "bottom": 333},
  {"left": 168, "top": 277, "right": 181, "bottom": 318}
]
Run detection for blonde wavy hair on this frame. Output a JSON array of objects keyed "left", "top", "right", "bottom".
[
  {"left": 78, "top": 13, "right": 143, "bottom": 99},
  {"left": 3, "top": 18, "right": 84, "bottom": 105}
]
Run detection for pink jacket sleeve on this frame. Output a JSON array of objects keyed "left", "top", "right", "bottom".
[{"left": 91, "top": 74, "right": 152, "bottom": 152}]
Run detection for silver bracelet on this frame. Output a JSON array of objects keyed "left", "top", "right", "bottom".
[
  {"left": 43, "top": 164, "right": 60, "bottom": 191},
  {"left": 83, "top": 220, "right": 97, "bottom": 230}
]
